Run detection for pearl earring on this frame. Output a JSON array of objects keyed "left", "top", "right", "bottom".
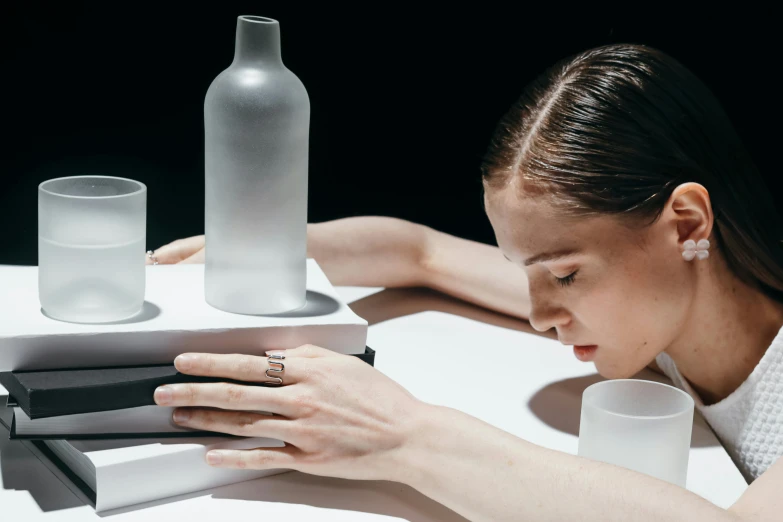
[{"left": 682, "top": 239, "right": 710, "bottom": 261}]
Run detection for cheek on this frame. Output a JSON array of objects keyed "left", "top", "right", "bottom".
[{"left": 586, "top": 251, "right": 692, "bottom": 378}]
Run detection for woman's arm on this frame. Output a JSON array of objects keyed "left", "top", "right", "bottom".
[
  {"left": 309, "top": 217, "right": 531, "bottom": 320},
  {"left": 420, "top": 224, "right": 530, "bottom": 320},
  {"left": 304, "top": 217, "right": 432, "bottom": 289},
  {"left": 156, "top": 347, "right": 773, "bottom": 522},
  {"left": 148, "top": 217, "right": 531, "bottom": 319},
  {"left": 395, "top": 403, "right": 773, "bottom": 522}
]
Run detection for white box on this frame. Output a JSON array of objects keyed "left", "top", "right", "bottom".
[
  {"left": 43, "top": 435, "right": 289, "bottom": 512},
  {"left": 0, "top": 259, "right": 367, "bottom": 371}
]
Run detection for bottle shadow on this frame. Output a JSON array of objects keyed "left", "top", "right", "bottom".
[{"left": 246, "top": 291, "right": 340, "bottom": 318}]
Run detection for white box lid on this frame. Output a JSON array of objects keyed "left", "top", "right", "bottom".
[{"left": 0, "top": 259, "right": 367, "bottom": 371}]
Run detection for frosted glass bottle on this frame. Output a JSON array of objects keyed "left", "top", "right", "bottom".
[{"left": 204, "top": 15, "right": 309, "bottom": 314}]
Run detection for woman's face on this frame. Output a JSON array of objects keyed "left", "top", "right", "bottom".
[{"left": 485, "top": 187, "right": 694, "bottom": 378}]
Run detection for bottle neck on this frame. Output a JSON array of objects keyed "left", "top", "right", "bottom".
[{"left": 232, "top": 16, "right": 283, "bottom": 66}]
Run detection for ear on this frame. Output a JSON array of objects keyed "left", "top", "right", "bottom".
[{"left": 664, "top": 182, "right": 714, "bottom": 246}]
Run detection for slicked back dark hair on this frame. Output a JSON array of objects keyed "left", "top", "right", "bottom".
[{"left": 482, "top": 43, "right": 783, "bottom": 300}]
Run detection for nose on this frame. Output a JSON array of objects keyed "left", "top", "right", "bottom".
[{"left": 527, "top": 282, "right": 571, "bottom": 333}]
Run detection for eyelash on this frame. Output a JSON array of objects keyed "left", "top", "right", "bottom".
[{"left": 555, "top": 271, "right": 578, "bottom": 287}]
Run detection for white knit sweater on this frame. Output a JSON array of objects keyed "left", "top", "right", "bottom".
[{"left": 656, "top": 326, "right": 783, "bottom": 483}]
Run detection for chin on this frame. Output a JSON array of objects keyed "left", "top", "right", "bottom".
[{"left": 593, "top": 360, "right": 640, "bottom": 380}]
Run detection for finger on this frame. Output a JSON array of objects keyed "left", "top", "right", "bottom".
[
  {"left": 205, "top": 445, "right": 302, "bottom": 470},
  {"left": 149, "top": 235, "right": 205, "bottom": 264},
  {"left": 172, "top": 408, "right": 299, "bottom": 441},
  {"left": 178, "top": 248, "right": 205, "bottom": 264},
  {"left": 266, "top": 344, "right": 338, "bottom": 359},
  {"left": 174, "top": 352, "right": 306, "bottom": 385},
  {"left": 154, "top": 382, "right": 295, "bottom": 416}
]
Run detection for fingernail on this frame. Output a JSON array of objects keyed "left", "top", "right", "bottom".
[
  {"left": 173, "top": 408, "right": 191, "bottom": 423},
  {"left": 175, "top": 354, "right": 197, "bottom": 371},
  {"left": 155, "top": 386, "right": 173, "bottom": 405},
  {"left": 206, "top": 451, "right": 223, "bottom": 465},
  {"left": 265, "top": 350, "right": 285, "bottom": 356}
]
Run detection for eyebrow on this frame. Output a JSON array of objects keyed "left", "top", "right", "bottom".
[
  {"left": 522, "top": 249, "right": 581, "bottom": 266},
  {"left": 502, "top": 248, "right": 582, "bottom": 266}
]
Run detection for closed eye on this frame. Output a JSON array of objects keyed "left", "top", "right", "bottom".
[{"left": 555, "top": 271, "right": 577, "bottom": 287}]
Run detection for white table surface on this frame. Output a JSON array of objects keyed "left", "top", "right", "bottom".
[{"left": 0, "top": 285, "right": 748, "bottom": 521}]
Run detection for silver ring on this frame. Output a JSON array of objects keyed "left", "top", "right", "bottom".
[
  {"left": 146, "top": 250, "right": 160, "bottom": 265},
  {"left": 266, "top": 354, "right": 285, "bottom": 385}
]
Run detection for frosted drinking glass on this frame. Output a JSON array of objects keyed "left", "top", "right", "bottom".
[
  {"left": 578, "top": 379, "right": 694, "bottom": 486},
  {"left": 38, "top": 176, "right": 147, "bottom": 323}
]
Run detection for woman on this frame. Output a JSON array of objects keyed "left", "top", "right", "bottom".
[{"left": 150, "top": 44, "right": 783, "bottom": 520}]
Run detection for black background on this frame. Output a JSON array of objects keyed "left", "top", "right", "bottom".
[{"left": 3, "top": 5, "right": 780, "bottom": 266}]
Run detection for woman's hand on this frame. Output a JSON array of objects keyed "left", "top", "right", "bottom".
[
  {"left": 146, "top": 235, "right": 204, "bottom": 265},
  {"left": 153, "top": 344, "right": 427, "bottom": 482}
]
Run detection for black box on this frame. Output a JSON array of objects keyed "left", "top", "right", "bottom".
[{"left": 1, "top": 346, "right": 375, "bottom": 420}]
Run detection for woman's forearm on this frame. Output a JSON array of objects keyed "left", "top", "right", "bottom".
[
  {"left": 393, "top": 404, "right": 735, "bottom": 522},
  {"left": 308, "top": 216, "right": 531, "bottom": 321},
  {"left": 307, "top": 217, "right": 431, "bottom": 288},
  {"left": 421, "top": 227, "right": 530, "bottom": 320}
]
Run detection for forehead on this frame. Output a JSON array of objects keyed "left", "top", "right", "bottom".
[{"left": 484, "top": 187, "right": 628, "bottom": 262}]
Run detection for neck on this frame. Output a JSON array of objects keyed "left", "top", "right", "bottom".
[
  {"left": 666, "top": 256, "right": 783, "bottom": 405},
  {"left": 232, "top": 16, "right": 283, "bottom": 66}
]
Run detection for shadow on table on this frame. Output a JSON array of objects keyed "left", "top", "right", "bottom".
[
  {"left": 104, "top": 471, "right": 467, "bottom": 522},
  {"left": 527, "top": 372, "right": 720, "bottom": 448},
  {"left": 38, "top": 290, "right": 341, "bottom": 325},
  {"left": 349, "top": 286, "right": 556, "bottom": 339},
  {"left": 212, "top": 472, "right": 469, "bottom": 522},
  {"left": 0, "top": 420, "right": 85, "bottom": 512},
  {"left": 101, "top": 470, "right": 469, "bottom": 521}
]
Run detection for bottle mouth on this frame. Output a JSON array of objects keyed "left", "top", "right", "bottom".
[{"left": 239, "top": 15, "right": 277, "bottom": 24}]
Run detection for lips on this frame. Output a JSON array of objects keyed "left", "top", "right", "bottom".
[{"left": 573, "top": 345, "right": 598, "bottom": 362}]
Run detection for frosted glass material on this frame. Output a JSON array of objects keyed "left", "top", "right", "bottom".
[
  {"left": 578, "top": 379, "right": 694, "bottom": 486},
  {"left": 38, "top": 176, "right": 146, "bottom": 323},
  {"left": 204, "top": 15, "right": 310, "bottom": 314}
]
